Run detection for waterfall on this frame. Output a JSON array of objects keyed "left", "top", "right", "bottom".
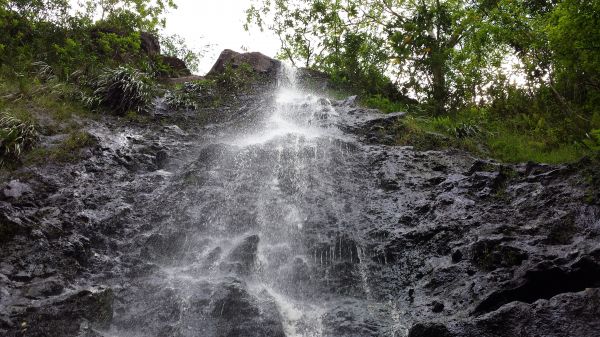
[{"left": 107, "top": 61, "right": 403, "bottom": 337}]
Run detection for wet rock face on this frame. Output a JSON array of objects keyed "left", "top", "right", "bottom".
[
  {"left": 459, "top": 288, "right": 600, "bottom": 337},
  {"left": 1, "top": 57, "right": 599, "bottom": 336}
]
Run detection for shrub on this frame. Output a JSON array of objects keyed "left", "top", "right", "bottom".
[
  {"left": 164, "top": 80, "right": 216, "bottom": 110},
  {"left": 448, "top": 122, "right": 481, "bottom": 139},
  {"left": 212, "top": 63, "right": 255, "bottom": 93},
  {"left": 86, "top": 66, "right": 154, "bottom": 115},
  {"left": 0, "top": 111, "right": 38, "bottom": 160}
]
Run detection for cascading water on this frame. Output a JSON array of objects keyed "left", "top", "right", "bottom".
[{"left": 107, "top": 63, "right": 408, "bottom": 337}]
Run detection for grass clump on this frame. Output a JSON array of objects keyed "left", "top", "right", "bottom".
[
  {"left": 0, "top": 110, "right": 38, "bottom": 162},
  {"left": 86, "top": 66, "right": 154, "bottom": 115}
]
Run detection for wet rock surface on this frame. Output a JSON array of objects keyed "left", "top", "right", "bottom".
[{"left": 1, "top": 65, "right": 599, "bottom": 337}]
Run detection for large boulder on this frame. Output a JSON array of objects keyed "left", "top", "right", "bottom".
[{"left": 207, "top": 49, "right": 281, "bottom": 76}]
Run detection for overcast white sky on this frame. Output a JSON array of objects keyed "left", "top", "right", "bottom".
[{"left": 163, "top": 0, "right": 279, "bottom": 74}]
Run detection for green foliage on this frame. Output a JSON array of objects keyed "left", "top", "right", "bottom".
[
  {"left": 0, "top": 0, "right": 178, "bottom": 81},
  {"left": 247, "top": 0, "right": 504, "bottom": 113},
  {"left": 0, "top": 110, "right": 38, "bottom": 160},
  {"left": 86, "top": 66, "right": 154, "bottom": 115}
]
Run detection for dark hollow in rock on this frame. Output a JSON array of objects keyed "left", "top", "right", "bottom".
[
  {"left": 0, "top": 214, "right": 23, "bottom": 244},
  {"left": 22, "top": 277, "right": 64, "bottom": 299},
  {"left": 431, "top": 301, "right": 445, "bottom": 313},
  {"left": 451, "top": 249, "right": 463, "bottom": 263},
  {"left": 473, "top": 257, "right": 600, "bottom": 315},
  {"left": 544, "top": 213, "right": 578, "bottom": 245},
  {"left": 408, "top": 322, "right": 452, "bottom": 337},
  {"left": 139, "top": 32, "right": 161, "bottom": 56}
]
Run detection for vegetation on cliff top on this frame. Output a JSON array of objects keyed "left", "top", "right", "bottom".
[{"left": 1, "top": 0, "right": 599, "bottom": 167}]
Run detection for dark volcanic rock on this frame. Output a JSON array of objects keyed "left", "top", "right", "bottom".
[
  {"left": 322, "top": 301, "right": 388, "bottom": 337},
  {"left": 459, "top": 288, "right": 600, "bottom": 337}
]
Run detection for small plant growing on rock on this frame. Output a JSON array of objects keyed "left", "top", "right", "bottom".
[
  {"left": 86, "top": 66, "right": 154, "bottom": 115},
  {"left": 164, "top": 80, "right": 216, "bottom": 110},
  {"left": 583, "top": 129, "right": 600, "bottom": 152},
  {"left": 213, "top": 63, "right": 255, "bottom": 93},
  {"left": 0, "top": 111, "right": 38, "bottom": 161}
]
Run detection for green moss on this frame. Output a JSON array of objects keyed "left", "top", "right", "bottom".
[
  {"left": 32, "top": 91, "right": 90, "bottom": 122},
  {"left": 361, "top": 94, "right": 407, "bottom": 113}
]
